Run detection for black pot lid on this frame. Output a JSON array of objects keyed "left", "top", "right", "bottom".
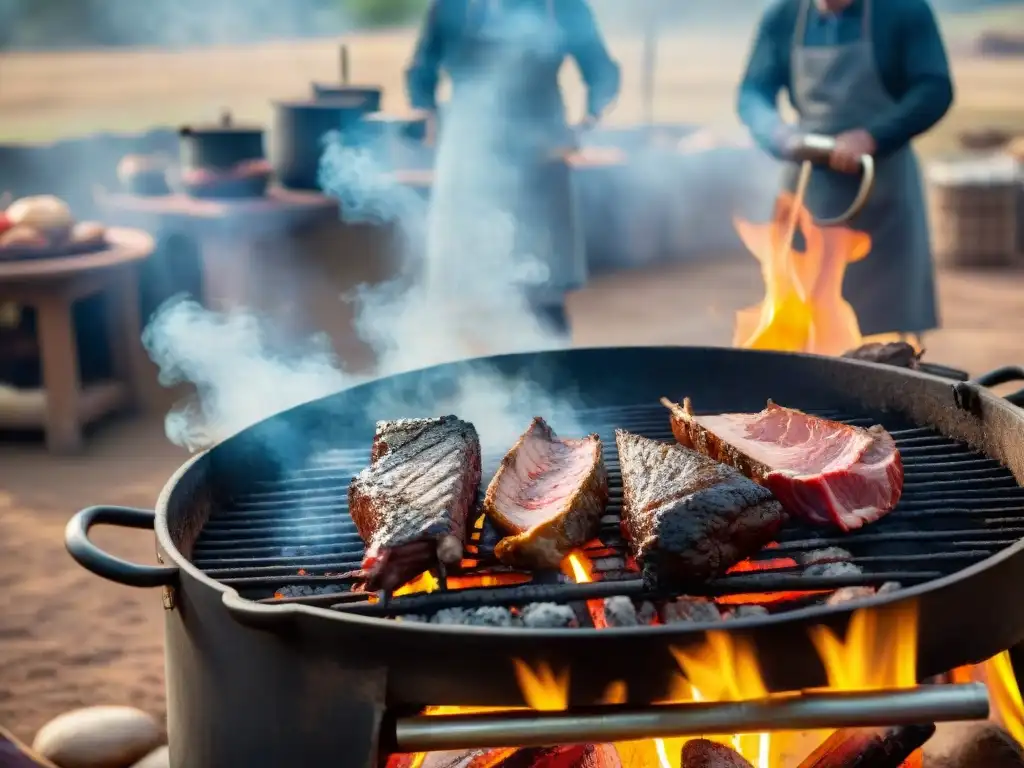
[
  {"left": 274, "top": 98, "right": 375, "bottom": 111},
  {"left": 180, "top": 110, "right": 264, "bottom": 136},
  {"left": 311, "top": 83, "right": 382, "bottom": 93},
  {"left": 362, "top": 109, "right": 430, "bottom": 124}
]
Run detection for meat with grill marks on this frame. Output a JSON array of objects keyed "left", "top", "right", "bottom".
[
  {"left": 348, "top": 416, "right": 481, "bottom": 592},
  {"left": 615, "top": 430, "right": 785, "bottom": 588},
  {"left": 661, "top": 397, "right": 903, "bottom": 532},
  {"left": 483, "top": 417, "right": 608, "bottom": 569}
]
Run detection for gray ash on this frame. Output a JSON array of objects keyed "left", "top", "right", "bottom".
[
  {"left": 637, "top": 601, "right": 658, "bottom": 625},
  {"left": 519, "top": 603, "right": 579, "bottom": 629},
  {"left": 799, "top": 547, "right": 854, "bottom": 566},
  {"left": 826, "top": 586, "right": 876, "bottom": 605},
  {"left": 804, "top": 560, "right": 863, "bottom": 578},
  {"left": 602, "top": 596, "right": 639, "bottom": 627},
  {"left": 662, "top": 597, "right": 722, "bottom": 624},
  {"left": 825, "top": 581, "right": 902, "bottom": 606},
  {"left": 275, "top": 584, "right": 347, "bottom": 598},
  {"left": 429, "top": 607, "right": 518, "bottom": 627},
  {"left": 724, "top": 605, "right": 769, "bottom": 621}
]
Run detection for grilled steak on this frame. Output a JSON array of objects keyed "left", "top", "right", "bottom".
[
  {"left": 662, "top": 397, "right": 904, "bottom": 531},
  {"left": 483, "top": 417, "right": 608, "bottom": 569},
  {"left": 349, "top": 416, "right": 481, "bottom": 592},
  {"left": 842, "top": 341, "right": 922, "bottom": 369},
  {"left": 615, "top": 430, "right": 785, "bottom": 588}
]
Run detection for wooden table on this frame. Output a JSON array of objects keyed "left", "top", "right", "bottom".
[
  {"left": 97, "top": 188, "right": 338, "bottom": 311},
  {"left": 0, "top": 228, "right": 154, "bottom": 453}
]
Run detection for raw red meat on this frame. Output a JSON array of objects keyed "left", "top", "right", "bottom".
[{"left": 662, "top": 398, "right": 903, "bottom": 531}]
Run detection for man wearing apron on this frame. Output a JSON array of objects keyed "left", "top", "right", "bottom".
[
  {"left": 736, "top": 0, "right": 954, "bottom": 340},
  {"left": 406, "top": 0, "right": 620, "bottom": 342}
]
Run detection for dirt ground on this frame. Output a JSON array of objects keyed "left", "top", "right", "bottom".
[{"left": 1, "top": 256, "right": 1023, "bottom": 743}]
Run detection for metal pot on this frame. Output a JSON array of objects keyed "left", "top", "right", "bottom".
[
  {"left": 310, "top": 43, "right": 384, "bottom": 108},
  {"left": 178, "top": 111, "right": 265, "bottom": 172},
  {"left": 272, "top": 99, "right": 378, "bottom": 191},
  {"left": 64, "top": 348, "right": 1024, "bottom": 768},
  {"left": 311, "top": 84, "right": 383, "bottom": 109}
]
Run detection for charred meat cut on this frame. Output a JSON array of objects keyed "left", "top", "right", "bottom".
[
  {"left": 483, "top": 417, "right": 608, "bottom": 569},
  {"left": 842, "top": 341, "right": 922, "bottom": 369},
  {"left": 615, "top": 430, "right": 785, "bottom": 588},
  {"left": 662, "top": 398, "right": 904, "bottom": 532},
  {"left": 348, "top": 416, "right": 481, "bottom": 592}
]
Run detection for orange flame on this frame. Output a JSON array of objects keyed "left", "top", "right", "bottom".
[
  {"left": 808, "top": 603, "right": 918, "bottom": 691},
  {"left": 399, "top": 541, "right": 936, "bottom": 767},
  {"left": 733, "top": 192, "right": 871, "bottom": 356},
  {"left": 976, "top": 651, "right": 1024, "bottom": 746},
  {"left": 512, "top": 660, "right": 569, "bottom": 711}
]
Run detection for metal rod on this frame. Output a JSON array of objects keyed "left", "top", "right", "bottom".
[
  {"left": 392, "top": 684, "right": 989, "bottom": 752},
  {"left": 331, "top": 571, "right": 938, "bottom": 617},
  {"left": 340, "top": 44, "right": 350, "bottom": 84},
  {"left": 641, "top": 0, "right": 657, "bottom": 125}
]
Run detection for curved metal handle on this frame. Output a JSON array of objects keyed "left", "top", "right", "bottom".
[
  {"left": 814, "top": 154, "right": 875, "bottom": 226},
  {"left": 65, "top": 506, "right": 178, "bottom": 588},
  {"left": 971, "top": 365, "right": 1024, "bottom": 407}
]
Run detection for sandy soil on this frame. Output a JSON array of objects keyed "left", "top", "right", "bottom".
[{"left": 1, "top": 256, "right": 1023, "bottom": 743}]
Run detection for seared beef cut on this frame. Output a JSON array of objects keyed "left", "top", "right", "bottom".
[
  {"left": 483, "top": 417, "right": 608, "bottom": 569},
  {"left": 842, "top": 341, "right": 922, "bottom": 369},
  {"left": 662, "top": 398, "right": 904, "bottom": 532},
  {"left": 615, "top": 430, "right": 785, "bottom": 588},
  {"left": 349, "top": 416, "right": 481, "bottom": 592}
]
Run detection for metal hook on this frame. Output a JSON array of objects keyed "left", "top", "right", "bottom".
[
  {"left": 814, "top": 153, "right": 875, "bottom": 226},
  {"left": 786, "top": 134, "right": 877, "bottom": 226}
]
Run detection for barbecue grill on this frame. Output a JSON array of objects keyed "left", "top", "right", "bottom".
[{"left": 65, "top": 347, "right": 1024, "bottom": 768}]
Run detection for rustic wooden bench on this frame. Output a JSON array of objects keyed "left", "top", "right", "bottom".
[{"left": 0, "top": 228, "right": 154, "bottom": 453}]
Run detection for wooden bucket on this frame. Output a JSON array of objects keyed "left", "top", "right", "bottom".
[{"left": 926, "top": 156, "right": 1020, "bottom": 269}]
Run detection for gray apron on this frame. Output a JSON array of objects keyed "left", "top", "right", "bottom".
[
  {"left": 428, "top": 0, "right": 585, "bottom": 310},
  {"left": 784, "top": 0, "right": 938, "bottom": 336}
]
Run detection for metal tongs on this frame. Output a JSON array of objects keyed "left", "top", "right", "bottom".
[{"left": 785, "top": 132, "right": 876, "bottom": 226}]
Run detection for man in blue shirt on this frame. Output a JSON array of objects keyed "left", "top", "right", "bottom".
[
  {"left": 405, "top": 0, "right": 620, "bottom": 340},
  {"left": 737, "top": 0, "right": 954, "bottom": 339}
]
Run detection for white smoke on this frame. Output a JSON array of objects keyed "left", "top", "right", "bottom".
[
  {"left": 143, "top": 4, "right": 584, "bottom": 455},
  {"left": 141, "top": 297, "right": 353, "bottom": 451}
]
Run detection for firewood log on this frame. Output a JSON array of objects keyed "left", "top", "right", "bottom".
[
  {"left": 797, "top": 724, "right": 935, "bottom": 767},
  {"left": 681, "top": 739, "right": 754, "bottom": 767}
]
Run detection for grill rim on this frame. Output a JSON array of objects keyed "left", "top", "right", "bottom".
[
  {"left": 66, "top": 346, "right": 1024, "bottom": 701},
  {"left": 156, "top": 347, "right": 1024, "bottom": 635}
]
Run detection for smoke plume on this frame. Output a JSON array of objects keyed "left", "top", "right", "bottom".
[{"left": 143, "top": 3, "right": 585, "bottom": 456}]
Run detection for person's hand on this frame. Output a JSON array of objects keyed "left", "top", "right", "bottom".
[
  {"left": 830, "top": 129, "right": 876, "bottom": 174},
  {"left": 771, "top": 124, "right": 803, "bottom": 159}
]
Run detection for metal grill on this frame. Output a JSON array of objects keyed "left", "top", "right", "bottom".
[{"left": 190, "top": 403, "right": 1024, "bottom": 617}]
